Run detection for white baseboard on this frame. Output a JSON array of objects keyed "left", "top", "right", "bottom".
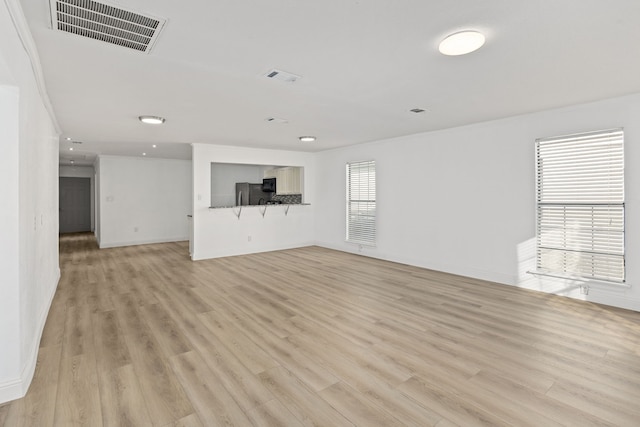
[
  {"left": 315, "top": 240, "right": 517, "bottom": 285},
  {"left": 99, "top": 236, "right": 188, "bottom": 249},
  {"left": 192, "top": 241, "right": 315, "bottom": 261},
  {"left": 515, "top": 275, "right": 640, "bottom": 312},
  {"left": 0, "top": 267, "right": 60, "bottom": 404},
  {"left": 585, "top": 292, "right": 640, "bottom": 312},
  {"left": 0, "top": 378, "right": 23, "bottom": 405}
]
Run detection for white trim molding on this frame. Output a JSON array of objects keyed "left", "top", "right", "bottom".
[
  {"left": 0, "top": 267, "right": 60, "bottom": 404},
  {"left": 3, "top": 0, "right": 61, "bottom": 134},
  {"left": 0, "top": 377, "right": 22, "bottom": 405}
]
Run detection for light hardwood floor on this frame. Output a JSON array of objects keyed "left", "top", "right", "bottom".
[{"left": 1, "top": 233, "right": 640, "bottom": 426}]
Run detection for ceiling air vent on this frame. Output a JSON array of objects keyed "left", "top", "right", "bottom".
[
  {"left": 49, "top": 0, "right": 166, "bottom": 53},
  {"left": 263, "top": 69, "right": 302, "bottom": 83},
  {"left": 265, "top": 117, "right": 288, "bottom": 124}
]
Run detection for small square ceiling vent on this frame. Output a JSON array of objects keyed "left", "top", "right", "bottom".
[
  {"left": 264, "top": 69, "right": 302, "bottom": 83},
  {"left": 49, "top": 0, "right": 166, "bottom": 53}
]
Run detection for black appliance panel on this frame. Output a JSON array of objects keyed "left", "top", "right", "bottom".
[{"left": 262, "top": 178, "right": 276, "bottom": 192}]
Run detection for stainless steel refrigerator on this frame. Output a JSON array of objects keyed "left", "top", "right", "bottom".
[{"left": 235, "top": 182, "right": 272, "bottom": 206}]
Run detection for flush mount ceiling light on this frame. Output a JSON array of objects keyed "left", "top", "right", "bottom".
[
  {"left": 299, "top": 136, "right": 316, "bottom": 142},
  {"left": 138, "top": 115, "right": 165, "bottom": 125},
  {"left": 439, "top": 30, "right": 485, "bottom": 56}
]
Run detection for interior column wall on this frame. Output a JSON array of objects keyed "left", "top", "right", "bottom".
[
  {"left": 0, "top": 85, "right": 22, "bottom": 402},
  {"left": 0, "top": 0, "right": 60, "bottom": 403}
]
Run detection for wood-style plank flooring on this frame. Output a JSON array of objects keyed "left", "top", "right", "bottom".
[{"left": 1, "top": 233, "right": 640, "bottom": 426}]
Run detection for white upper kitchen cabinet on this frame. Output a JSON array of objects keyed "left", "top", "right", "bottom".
[{"left": 264, "top": 167, "right": 302, "bottom": 195}]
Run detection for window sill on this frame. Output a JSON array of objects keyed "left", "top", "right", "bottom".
[{"left": 526, "top": 270, "right": 630, "bottom": 289}]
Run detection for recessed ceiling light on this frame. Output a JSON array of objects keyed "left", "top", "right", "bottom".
[
  {"left": 70, "top": 160, "right": 74, "bottom": 164},
  {"left": 142, "top": 152, "right": 147, "bottom": 156},
  {"left": 439, "top": 30, "right": 485, "bottom": 56},
  {"left": 152, "top": 144, "right": 157, "bottom": 148},
  {"left": 65, "top": 137, "right": 72, "bottom": 141},
  {"left": 69, "top": 147, "right": 73, "bottom": 151},
  {"left": 299, "top": 136, "right": 316, "bottom": 142},
  {"left": 139, "top": 115, "right": 165, "bottom": 125}
]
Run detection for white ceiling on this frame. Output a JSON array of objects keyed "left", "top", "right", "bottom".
[{"left": 19, "top": 0, "right": 640, "bottom": 166}]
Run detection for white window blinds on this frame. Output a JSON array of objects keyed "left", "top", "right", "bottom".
[
  {"left": 347, "top": 160, "right": 376, "bottom": 245},
  {"left": 536, "top": 128, "right": 625, "bottom": 283}
]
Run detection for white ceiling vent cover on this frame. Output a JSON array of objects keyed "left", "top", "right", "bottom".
[
  {"left": 265, "top": 117, "right": 288, "bottom": 124},
  {"left": 264, "top": 69, "right": 302, "bottom": 83},
  {"left": 49, "top": 0, "right": 166, "bottom": 53}
]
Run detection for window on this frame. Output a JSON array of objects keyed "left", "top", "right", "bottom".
[
  {"left": 347, "top": 160, "right": 376, "bottom": 245},
  {"left": 535, "top": 129, "right": 625, "bottom": 283}
]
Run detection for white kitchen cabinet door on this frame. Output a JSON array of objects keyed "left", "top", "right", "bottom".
[
  {"left": 264, "top": 167, "right": 302, "bottom": 195},
  {"left": 289, "top": 167, "right": 301, "bottom": 194},
  {"left": 276, "top": 168, "right": 290, "bottom": 194}
]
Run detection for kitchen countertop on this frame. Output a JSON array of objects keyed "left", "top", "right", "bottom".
[{"left": 209, "top": 203, "right": 310, "bottom": 209}]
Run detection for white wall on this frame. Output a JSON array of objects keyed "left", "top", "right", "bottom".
[
  {"left": 0, "top": 1, "right": 60, "bottom": 403},
  {"left": 316, "top": 93, "right": 640, "bottom": 312},
  {"left": 192, "top": 144, "right": 315, "bottom": 260},
  {"left": 97, "top": 155, "right": 191, "bottom": 248},
  {"left": 59, "top": 165, "right": 95, "bottom": 231},
  {"left": 0, "top": 85, "right": 22, "bottom": 403}
]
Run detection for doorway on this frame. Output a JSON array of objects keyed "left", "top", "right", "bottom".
[{"left": 59, "top": 177, "right": 91, "bottom": 233}]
